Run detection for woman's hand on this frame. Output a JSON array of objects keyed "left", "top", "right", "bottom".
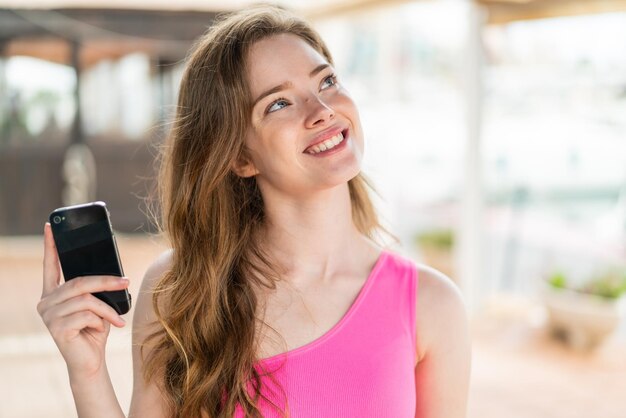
[{"left": 37, "top": 223, "right": 129, "bottom": 381}]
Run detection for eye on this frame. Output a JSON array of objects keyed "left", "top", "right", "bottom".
[
  {"left": 266, "top": 98, "right": 290, "bottom": 114},
  {"left": 320, "top": 74, "right": 338, "bottom": 90}
]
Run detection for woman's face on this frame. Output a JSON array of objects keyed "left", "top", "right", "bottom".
[{"left": 238, "top": 33, "right": 365, "bottom": 197}]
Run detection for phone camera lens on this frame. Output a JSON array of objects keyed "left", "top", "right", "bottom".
[{"left": 53, "top": 216, "right": 62, "bottom": 224}]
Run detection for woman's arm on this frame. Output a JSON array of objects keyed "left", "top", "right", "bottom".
[
  {"left": 68, "top": 368, "right": 126, "bottom": 418},
  {"left": 38, "top": 225, "right": 173, "bottom": 418},
  {"left": 38, "top": 223, "right": 127, "bottom": 418},
  {"left": 414, "top": 265, "right": 472, "bottom": 418},
  {"left": 128, "top": 250, "right": 173, "bottom": 418}
]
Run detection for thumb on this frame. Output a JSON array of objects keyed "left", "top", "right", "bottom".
[{"left": 42, "top": 222, "right": 62, "bottom": 297}]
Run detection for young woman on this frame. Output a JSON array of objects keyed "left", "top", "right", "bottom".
[{"left": 38, "top": 5, "right": 471, "bottom": 418}]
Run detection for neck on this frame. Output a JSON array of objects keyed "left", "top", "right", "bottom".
[{"left": 259, "top": 182, "right": 377, "bottom": 285}]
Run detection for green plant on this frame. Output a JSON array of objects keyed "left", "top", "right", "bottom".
[
  {"left": 414, "top": 229, "right": 454, "bottom": 250},
  {"left": 579, "top": 272, "right": 626, "bottom": 299},
  {"left": 547, "top": 271, "right": 567, "bottom": 289},
  {"left": 546, "top": 270, "right": 626, "bottom": 300}
]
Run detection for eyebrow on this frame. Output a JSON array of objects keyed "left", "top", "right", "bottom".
[
  {"left": 309, "top": 63, "right": 330, "bottom": 77},
  {"left": 252, "top": 63, "right": 331, "bottom": 108}
]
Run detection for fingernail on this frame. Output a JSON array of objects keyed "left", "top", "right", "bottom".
[{"left": 119, "top": 317, "right": 126, "bottom": 324}]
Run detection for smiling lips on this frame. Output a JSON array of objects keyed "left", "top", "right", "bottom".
[{"left": 304, "top": 131, "right": 346, "bottom": 155}]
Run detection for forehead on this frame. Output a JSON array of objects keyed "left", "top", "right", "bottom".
[{"left": 246, "top": 33, "right": 329, "bottom": 95}]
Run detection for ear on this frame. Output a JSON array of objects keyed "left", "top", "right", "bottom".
[{"left": 231, "top": 149, "right": 259, "bottom": 178}]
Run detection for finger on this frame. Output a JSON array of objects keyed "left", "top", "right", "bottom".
[
  {"left": 54, "top": 311, "right": 107, "bottom": 340},
  {"left": 46, "top": 275, "right": 130, "bottom": 307},
  {"left": 47, "top": 293, "right": 126, "bottom": 328},
  {"left": 42, "top": 222, "right": 61, "bottom": 297}
]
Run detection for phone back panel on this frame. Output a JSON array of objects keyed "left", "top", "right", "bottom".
[
  {"left": 49, "top": 202, "right": 131, "bottom": 314},
  {"left": 53, "top": 219, "right": 123, "bottom": 279}
]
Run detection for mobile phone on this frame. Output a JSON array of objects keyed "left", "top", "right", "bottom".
[{"left": 49, "top": 201, "right": 132, "bottom": 315}]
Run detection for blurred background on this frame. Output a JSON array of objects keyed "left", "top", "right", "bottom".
[{"left": 1, "top": 0, "right": 625, "bottom": 417}]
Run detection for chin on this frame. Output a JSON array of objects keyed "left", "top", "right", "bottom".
[{"left": 326, "top": 165, "right": 362, "bottom": 189}]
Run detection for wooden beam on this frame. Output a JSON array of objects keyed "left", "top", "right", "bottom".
[
  {"left": 0, "top": 8, "right": 215, "bottom": 65},
  {"left": 303, "top": 0, "right": 414, "bottom": 20},
  {"left": 4, "top": 37, "right": 181, "bottom": 67},
  {"left": 478, "top": 0, "right": 626, "bottom": 24},
  {"left": 304, "top": 0, "right": 626, "bottom": 23}
]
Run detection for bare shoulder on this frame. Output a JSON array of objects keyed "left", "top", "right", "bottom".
[
  {"left": 413, "top": 263, "right": 472, "bottom": 417},
  {"left": 141, "top": 249, "right": 174, "bottom": 292},
  {"left": 414, "top": 263, "right": 469, "bottom": 362},
  {"left": 132, "top": 249, "right": 173, "bottom": 326}
]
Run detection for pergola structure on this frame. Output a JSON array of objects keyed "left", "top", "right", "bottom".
[
  {"left": 4, "top": 0, "right": 626, "bottom": 65},
  {"left": 1, "top": 0, "right": 624, "bottom": 310},
  {"left": 0, "top": 8, "right": 218, "bottom": 68}
]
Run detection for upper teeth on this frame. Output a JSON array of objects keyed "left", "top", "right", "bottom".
[{"left": 306, "top": 133, "right": 344, "bottom": 154}]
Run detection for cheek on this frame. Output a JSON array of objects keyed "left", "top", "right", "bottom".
[
  {"left": 336, "top": 90, "right": 361, "bottom": 120},
  {"left": 336, "top": 93, "right": 364, "bottom": 140},
  {"left": 250, "top": 124, "right": 302, "bottom": 169},
  {"left": 243, "top": 129, "right": 270, "bottom": 172}
]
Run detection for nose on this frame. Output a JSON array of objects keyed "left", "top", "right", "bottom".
[{"left": 304, "top": 95, "right": 335, "bottom": 128}]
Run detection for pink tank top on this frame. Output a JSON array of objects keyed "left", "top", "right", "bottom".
[{"left": 234, "top": 250, "right": 418, "bottom": 417}]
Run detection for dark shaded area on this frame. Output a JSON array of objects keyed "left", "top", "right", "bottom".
[{"left": 0, "top": 138, "right": 161, "bottom": 235}]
